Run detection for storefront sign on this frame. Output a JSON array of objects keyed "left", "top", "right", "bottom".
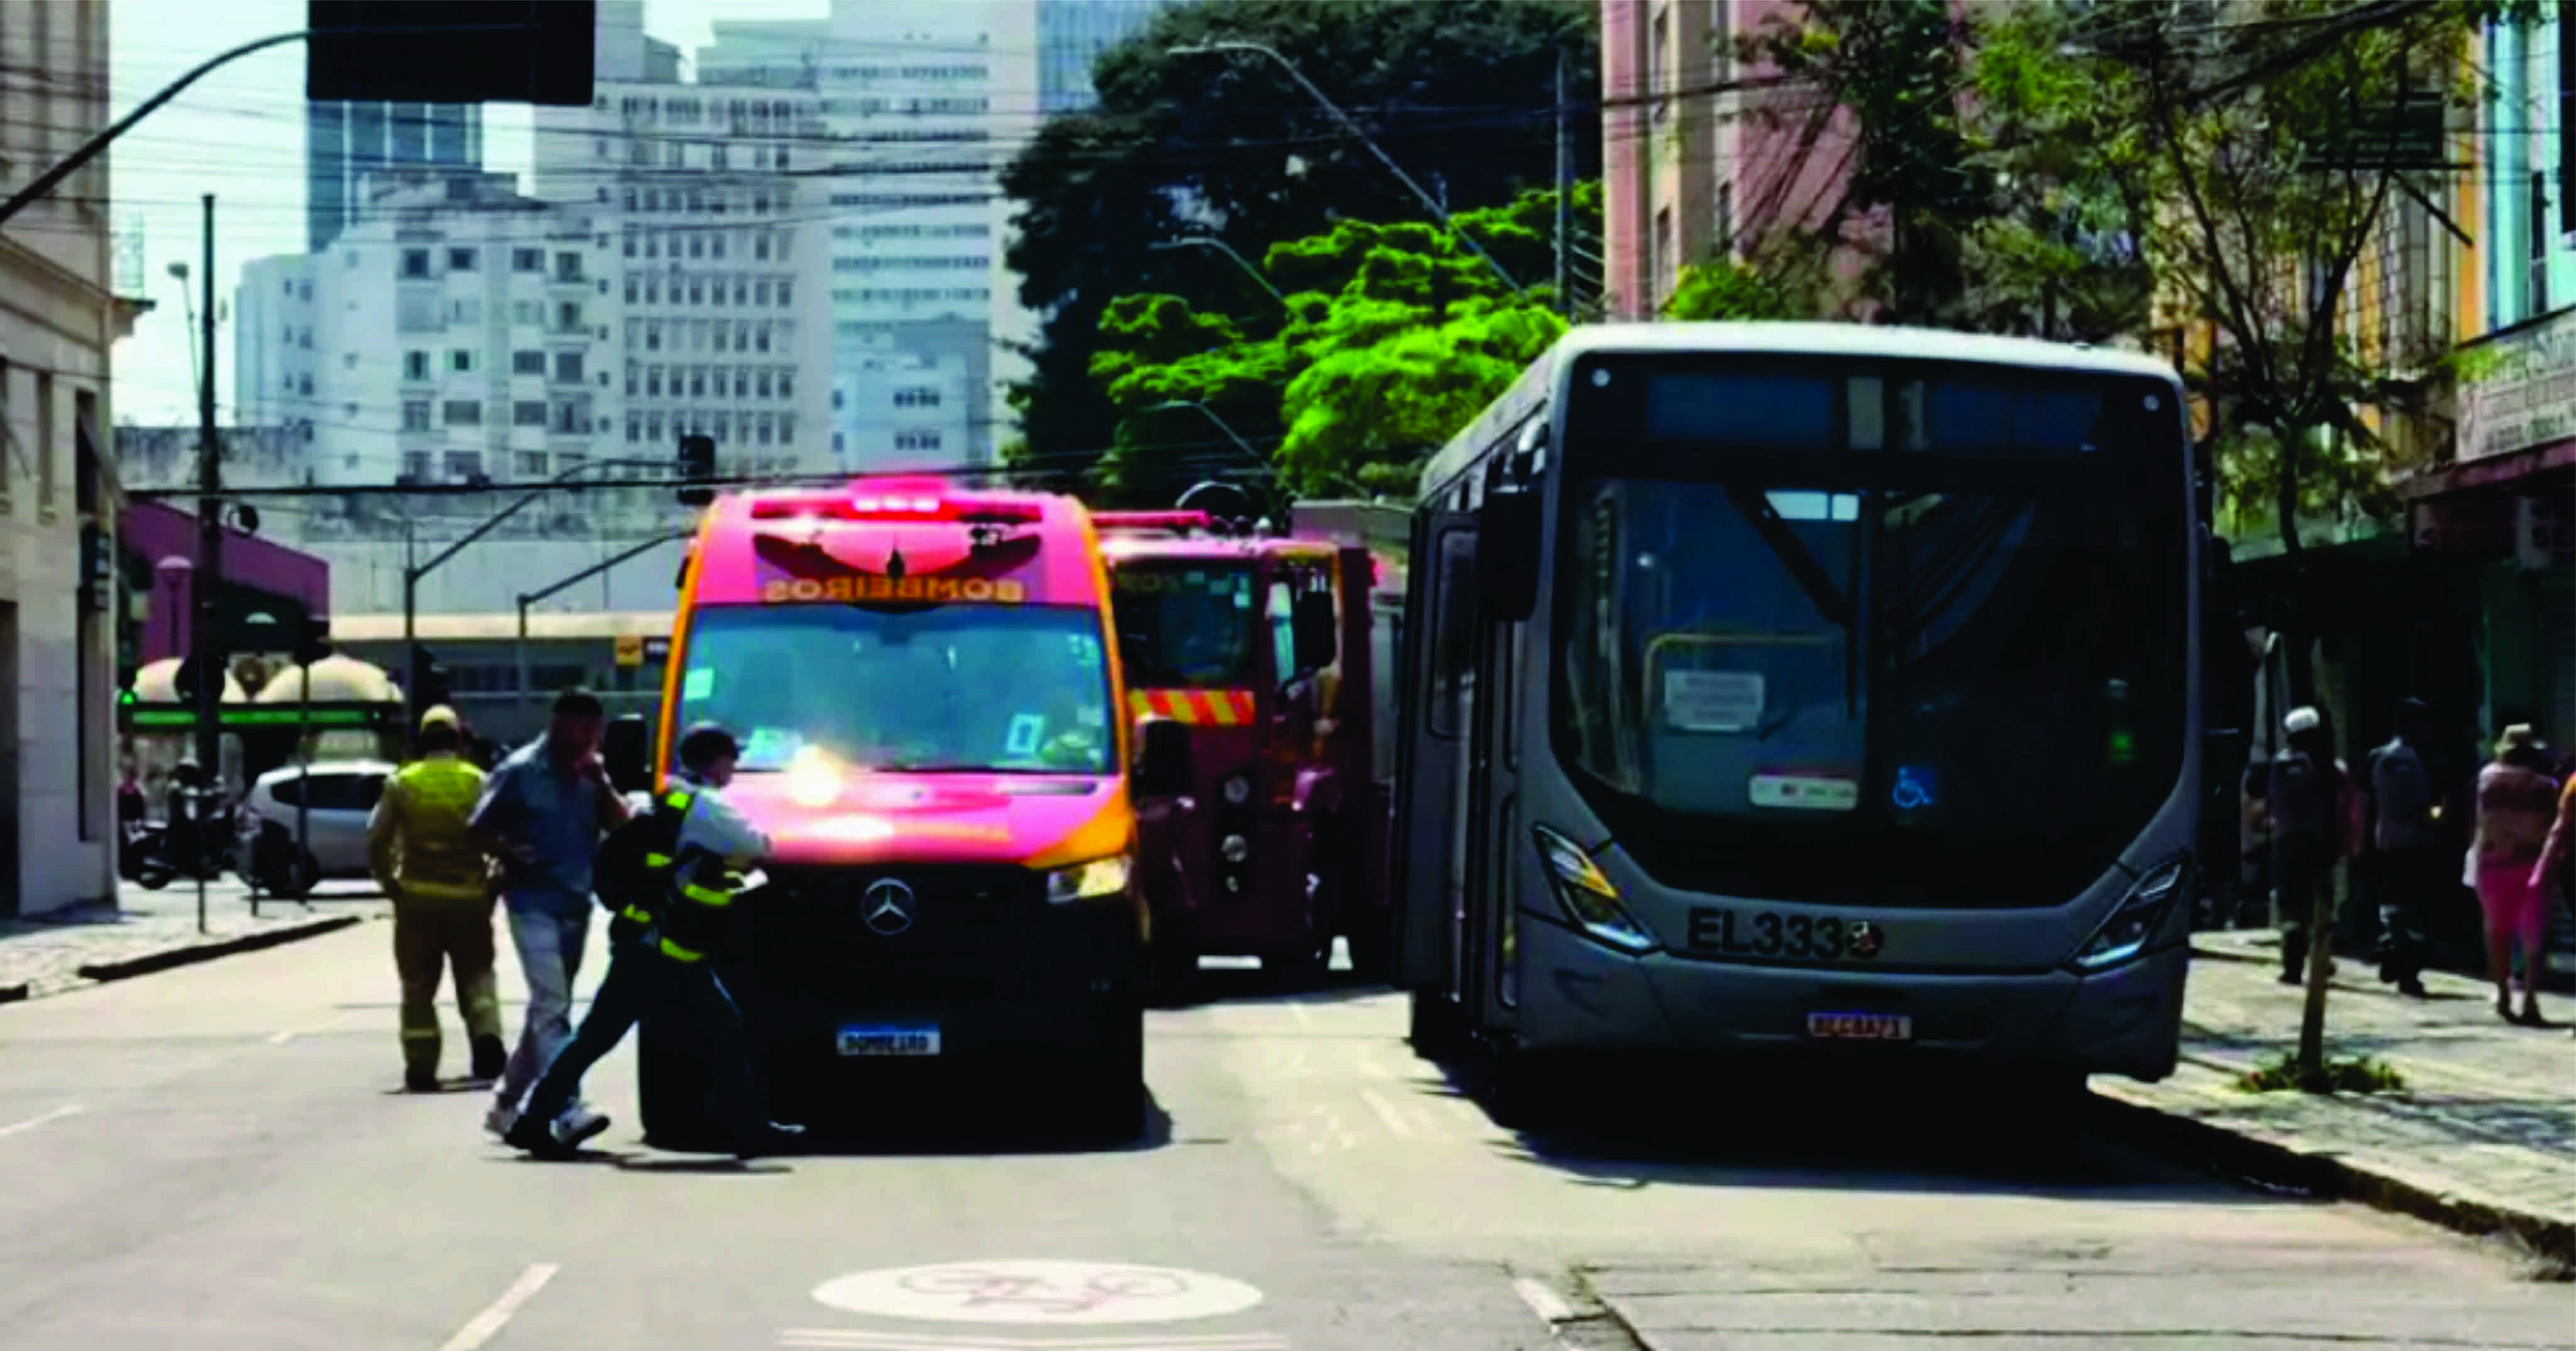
[
  {"left": 2458, "top": 310, "right": 2576, "bottom": 463},
  {"left": 2518, "top": 494, "right": 2575, "bottom": 570},
  {"left": 2410, "top": 495, "right": 2516, "bottom": 554}
]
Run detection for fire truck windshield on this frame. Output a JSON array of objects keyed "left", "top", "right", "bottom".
[
  {"left": 1111, "top": 561, "right": 1263, "bottom": 689},
  {"left": 676, "top": 604, "right": 1115, "bottom": 775}
]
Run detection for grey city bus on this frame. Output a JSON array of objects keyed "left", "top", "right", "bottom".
[{"left": 1387, "top": 324, "right": 2205, "bottom": 1120}]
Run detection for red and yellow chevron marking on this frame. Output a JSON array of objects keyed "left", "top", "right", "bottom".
[{"left": 1128, "top": 689, "right": 1257, "bottom": 726}]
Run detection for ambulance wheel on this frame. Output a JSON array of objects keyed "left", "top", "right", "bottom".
[
  {"left": 1082, "top": 1000, "right": 1147, "bottom": 1143},
  {"left": 637, "top": 1024, "right": 722, "bottom": 1152},
  {"left": 1407, "top": 986, "right": 1470, "bottom": 1061}
]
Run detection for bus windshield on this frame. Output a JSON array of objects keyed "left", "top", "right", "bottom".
[
  {"left": 1551, "top": 364, "right": 2189, "bottom": 907},
  {"left": 677, "top": 604, "right": 1115, "bottom": 775},
  {"left": 1111, "top": 561, "right": 1264, "bottom": 689}
]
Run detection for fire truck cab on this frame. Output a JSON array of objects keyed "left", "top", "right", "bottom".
[{"left": 1097, "top": 508, "right": 1391, "bottom": 992}]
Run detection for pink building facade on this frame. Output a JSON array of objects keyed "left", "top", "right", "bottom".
[{"left": 1598, "top": 0, "right": 1870, "bottom": 320}]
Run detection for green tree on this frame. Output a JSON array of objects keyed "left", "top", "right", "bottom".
[
  {"left": 1001, "top": 0, "right": 1596, "bottom": 484},
  {"left": 1089, "top": 184, "right": 1598, "bottom": 503},
  {"left": 1737, "top": 0, "right": 2153, "bottom": 339},
  {"left": 2044, "top": 0, "right": 2528, "bottom": 1083}
]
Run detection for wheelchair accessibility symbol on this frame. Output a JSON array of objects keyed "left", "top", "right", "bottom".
[
  {"left": 1892, "top": 765, "right": 1936, "bottom": 811},
  {"left": 811, "top": 1259, "right": 1265, "bottom": 1325}
]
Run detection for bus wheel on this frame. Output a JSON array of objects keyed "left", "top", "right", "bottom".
[
  {"left": 1407, "top": 987, "right": 1470, "bottom": 1061},
  {"left": 1485, "top": 1043, "right": 1576, "bottom": 1133}
]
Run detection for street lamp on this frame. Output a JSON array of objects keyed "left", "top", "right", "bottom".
[
  {"left": 1170, "top": 40, "right": 1525, "bottom": 297},
  {"left": 401, "top": 456, "right": 672, "bottom": 684},
  {"left": 1149, "top": 238, "right": 1289, "bottom": 308},
  {"left": 1137, "top": 401, "right": 1274, "bottom": 479}
]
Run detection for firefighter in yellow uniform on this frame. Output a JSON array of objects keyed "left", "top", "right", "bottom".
[{"left": 368, "top": 706, "right": 508, "bottom": 1091}]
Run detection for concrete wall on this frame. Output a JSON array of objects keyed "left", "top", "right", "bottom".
[{"left": 0, "top": 0, "right": 120, "bottom": 916}]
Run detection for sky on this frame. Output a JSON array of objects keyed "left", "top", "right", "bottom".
[{"left": 107, "top": 0, "right": 827, "bottom": 430}]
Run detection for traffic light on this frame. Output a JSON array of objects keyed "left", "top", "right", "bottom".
[
  {"left": 305, "top": 2, "right": 596, "bottom": 107},
  {"left": 293, "top": 616, "right": 334, "bottom": 669},
  {"left": 677, "top": 434, "right": 717, "bottom": 506},
  {"left": 408, "top": 647, "right": 452, "bottom": 713}
]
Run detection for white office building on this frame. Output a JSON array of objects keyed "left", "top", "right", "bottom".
[
  {"left": 532, "top": 10, "right": 838, "bottom": 487},
  {"left": 237, "top": 171, "right": 606, "bottom": 493},
  {"left": 695, "top": 6, "right": 1006, "bottom": 473}
]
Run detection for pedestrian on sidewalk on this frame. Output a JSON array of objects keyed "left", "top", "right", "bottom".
[
  {"left": 2364, "top": 698, "right": 2443, "bottom": 998},
  {"left": 2536, "top": 762, "right": 2576, "bottom": 1039},
  {"left": 2269, "top": 706, "right": 2346, "bottom": 985},
  {"left": 367, "top": 706, "right": 507, "bottom": 1091},
  {"left": 2472, "top": 725, "right": 2560, "bottom": 1027},
  {"left": 471, "top": 687, "right": 632, "bottom": 1140},
  {"left": 504, "top": 723, "right": 800, "bottom": 1160}
]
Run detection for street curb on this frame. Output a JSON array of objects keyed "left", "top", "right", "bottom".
[
  {"left": 70, "top": 914, "right": 364, "bottom": 984},
  {"left": 2092, "top": 1084, "right": 2576, "bottom": 1267}
]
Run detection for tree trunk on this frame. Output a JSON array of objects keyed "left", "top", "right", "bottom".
[{"left": 2275, "top": 420, "right": 2333, "bottom": 1082}]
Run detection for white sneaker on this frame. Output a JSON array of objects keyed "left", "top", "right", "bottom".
[
  {"left": 484, "top": 1104, "right": 519, "bottom": 1139},
  {"left": 557, "top": 1103, "right": 608, "bottom": 1138}
]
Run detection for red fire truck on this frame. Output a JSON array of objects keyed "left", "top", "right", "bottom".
[{"left": 1096, "top": 503, "right": 1402, "bottom": 993}]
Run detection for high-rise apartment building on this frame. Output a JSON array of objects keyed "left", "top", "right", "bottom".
[
  {"left": 305, "top": 102, "right": 483, "bottom": 253},
  {"left": 1035, "top": 0, "right": 1164, "bottom": 114}
]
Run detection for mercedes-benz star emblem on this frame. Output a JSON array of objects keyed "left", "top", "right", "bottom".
[
  {"left": 1847, "top": 921, "right": 1884, "bottom": 960},
  {"left": 862, "top": 878, "right": 917, "bottom": 936}
]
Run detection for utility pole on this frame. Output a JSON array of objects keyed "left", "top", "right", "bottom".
[
  {"left": 192, "top": 194, "right": 219, "bottom": 933},
  {"left": 1555, "top": 45, "right": 1573, "bottom": 317}
]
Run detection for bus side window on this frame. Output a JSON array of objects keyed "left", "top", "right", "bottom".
[{"left": 1430, "top": 532, "right": 1476, "bottom": 740}]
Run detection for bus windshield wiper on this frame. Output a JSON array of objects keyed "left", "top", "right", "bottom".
[{"left": 1721, "top": 485, "right": 1853, "bottom": 630}]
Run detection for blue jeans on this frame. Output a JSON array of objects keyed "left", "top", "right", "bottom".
[
  {"left": 518, "top": 940, "right": 769, "bottom": 1145},
  {"left": 493, "top": 898, "right": 591, "bottom": 1118}
]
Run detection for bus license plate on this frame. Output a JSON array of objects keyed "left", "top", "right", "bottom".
[
  {"left": 1806, "top": 1012, "right": 1911, "bottom": 1041},
  {"left": 838, "top": 1025, "right": 941, "bottom": 1057}
]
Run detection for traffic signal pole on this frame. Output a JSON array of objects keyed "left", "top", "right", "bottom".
[
  {"left": 513, "top": 529, "right": 693, "bottom": 726},
  {"left": 192, "top": 195, "right": 218, "bottom": 934},
  {"left": 400, "top": 456, "right": 670, "bottom": 702}
]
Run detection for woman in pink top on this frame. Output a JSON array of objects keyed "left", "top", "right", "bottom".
[{"left": 2474, "top": 726, "right": 2562, "bottom": 1026}]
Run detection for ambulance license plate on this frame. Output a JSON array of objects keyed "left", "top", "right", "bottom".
[{"left": 837, "top": 1025, "right": 941, "bottom": 1056}]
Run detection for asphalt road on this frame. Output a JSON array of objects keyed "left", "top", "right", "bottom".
[{"left": 1, "top": 923, "right": 2570, "bottom": 1351}]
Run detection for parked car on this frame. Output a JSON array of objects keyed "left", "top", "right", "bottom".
[{"left": 240, "top": 760, "right": 396, "bottom": 897}]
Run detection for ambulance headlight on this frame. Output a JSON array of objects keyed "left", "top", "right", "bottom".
[{"left": 1046, "top": 854, "right": 1132, "bottom": 904}]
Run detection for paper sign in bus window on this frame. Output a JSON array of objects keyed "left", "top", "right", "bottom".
[
  {"left": 1005, "top": 714, "right": 1047, "bottom": 758},
  {"left": 681, "top": 667, "right": 715, "bottom": 702},
  {"left": 1662, "top": 670, "right": 1766, "bottom": 733}
]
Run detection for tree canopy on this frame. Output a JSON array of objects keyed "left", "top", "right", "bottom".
[
  {"left": 1086, "top": 183, "right": 1598, "bottom": 505},
  {"left": 1000, "top": 0, "right": 1596, "bottom": 486}
]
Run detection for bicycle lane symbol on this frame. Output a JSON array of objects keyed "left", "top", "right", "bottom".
[{"left": 811, "top": 1260, "right": 1265, "bottom": 1325}]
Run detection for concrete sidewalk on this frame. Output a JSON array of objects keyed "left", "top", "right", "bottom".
[
  {"left": 0, "top": 880, "right": 385, "bottom": 1003},
  {"left": 2093, "top": 931, "right": 2576, "bottom": 1266}
]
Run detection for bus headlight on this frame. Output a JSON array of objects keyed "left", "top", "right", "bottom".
[
  {"left": 1532, "top": 825, "right": 1659, "bottom": 955},
  {"left": 2068, "top": 857, "right": 2190, "bottom": 971},
  {"left": 1046, "top": 855, "right": 1132, "bottom": 905}
]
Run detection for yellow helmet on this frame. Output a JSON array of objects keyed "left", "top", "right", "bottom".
[{"left": 419, "top": 704, "right": 462, "bottom": 733}]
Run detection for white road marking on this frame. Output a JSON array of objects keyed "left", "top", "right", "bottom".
[
  {"left": 1513, "top": 1277, "right": 1576, "bottom": 1325},
  {"left": 781, "top": 1332, "right": 1287, "bottom": 1350},
  {"left": 266, "top": 1029, "right": 297, "bottom": 1045},
  {"left": 0, "top": 1104, "right": 82, "bottom": 1140},
  {"left": 811, "top": 1261, "right": 1265, "bottom": 1326},
  {"left": 1356, "top": 1088, "right": 1414, "bottom": 1139},
  {"left": 435, "top": 1262, "right": 559, "bottom": 1351}
]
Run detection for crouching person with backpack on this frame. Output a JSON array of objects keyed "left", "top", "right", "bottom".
[{"left": 503, "top": 723, "right": 804, "bottom": 1160}]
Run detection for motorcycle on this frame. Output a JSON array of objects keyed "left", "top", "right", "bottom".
[{"left": 129, "top": 789, "right": 243, "bottom": 890}]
